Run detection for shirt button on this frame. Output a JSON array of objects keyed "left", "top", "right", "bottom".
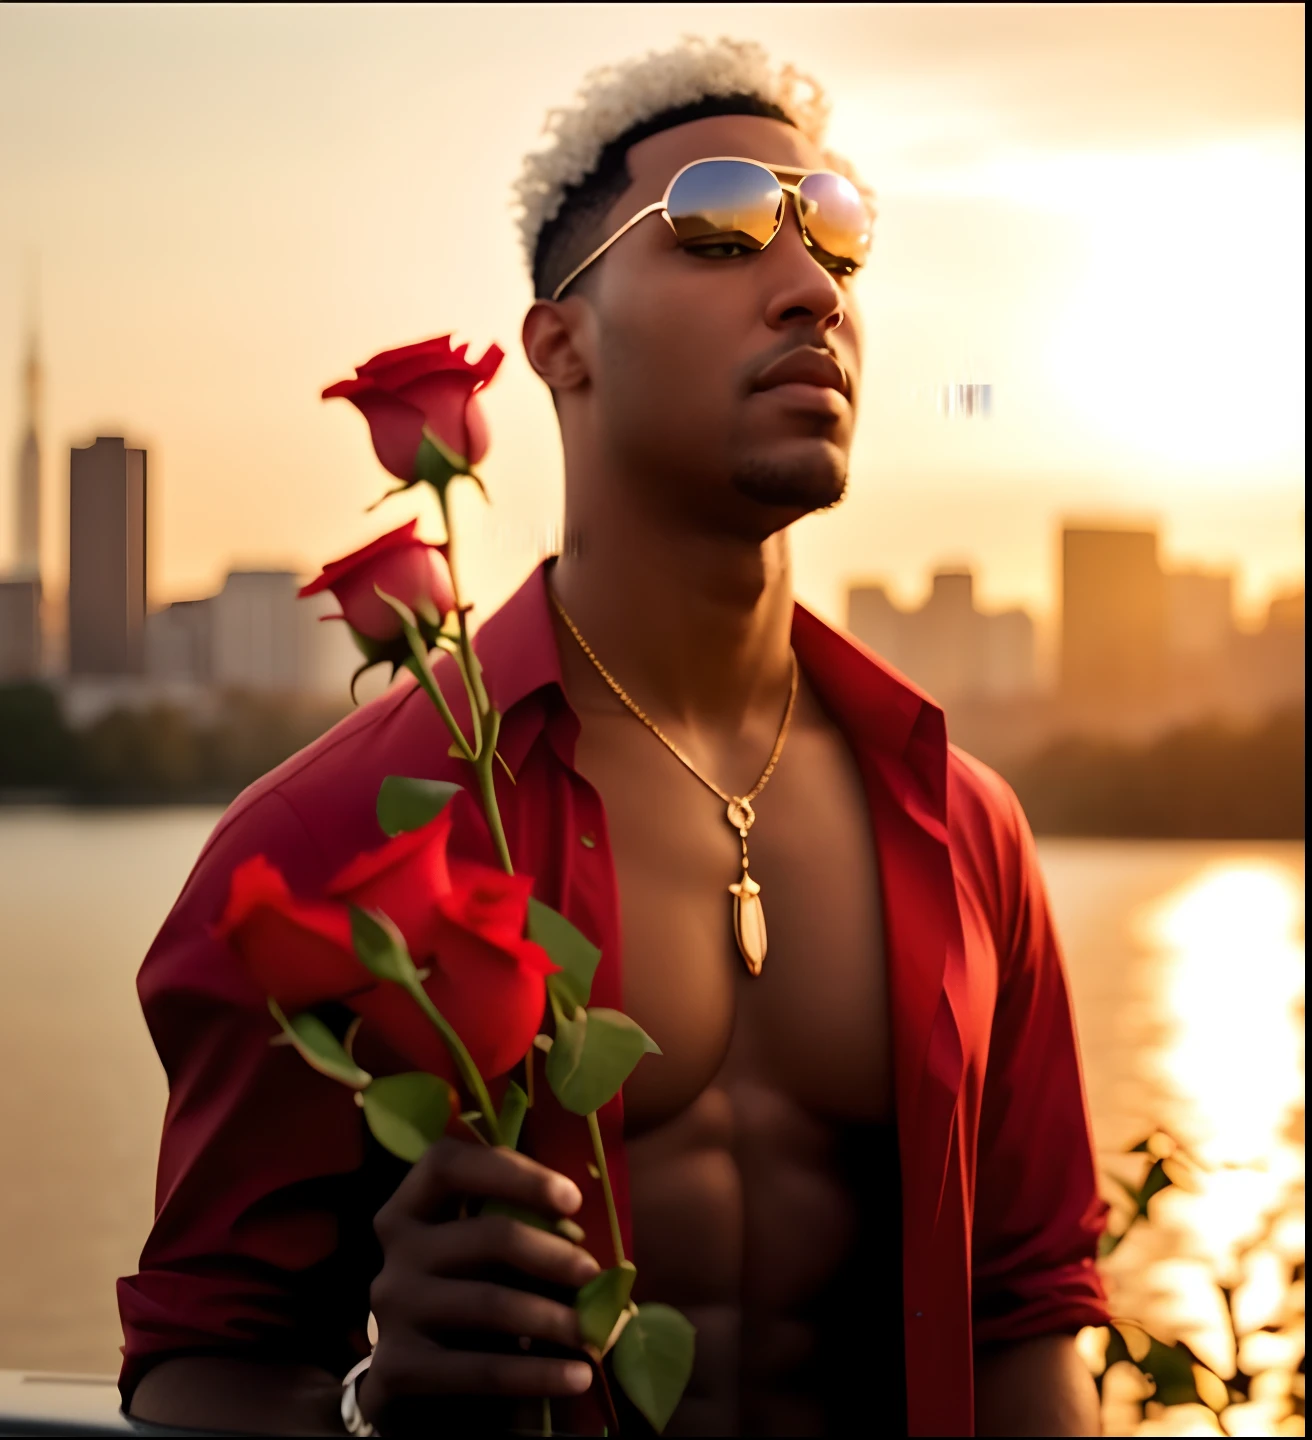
[{"left": 580, "top": 832, "right": 597, "bottom": 849}]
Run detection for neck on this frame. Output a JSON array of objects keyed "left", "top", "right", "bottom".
[{"left": 549, "top": 491, "right": 796, "bottom": 733}]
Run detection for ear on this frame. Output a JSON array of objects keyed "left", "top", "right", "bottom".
[{"left": 521, "top": 300, "right": 591, "bottom": 394}]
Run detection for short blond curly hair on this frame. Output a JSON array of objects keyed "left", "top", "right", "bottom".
[{"left": 513, "top": 36, "right": 859, "bottom": 294}]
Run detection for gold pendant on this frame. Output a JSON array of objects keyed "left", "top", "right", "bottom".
[
  {"left": 730, "top": 866, "right": 767, "bottom": 976},
  {"left": 726, "top": 799, "right": 766, "bottom": 976}
]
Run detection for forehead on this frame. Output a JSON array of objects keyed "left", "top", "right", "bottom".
[{"left": 617, "top": 114, "right": 824, "bottom": 212}]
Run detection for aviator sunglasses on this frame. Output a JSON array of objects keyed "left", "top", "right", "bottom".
[{"left": 551, "top": 156, "right": 874, "bottom": 301}]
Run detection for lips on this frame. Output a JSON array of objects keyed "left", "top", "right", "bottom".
[{"left": 752, "top": 347, "right": 849, "bottom": 399}]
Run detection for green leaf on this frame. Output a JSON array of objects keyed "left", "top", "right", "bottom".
[
  {"left": 361, "top": 1072, "right": 452, "bottom": 1163},
  {"left": 267, "top": 998, "right": 373, "bottom": 1089},
  {"left": 499, "top": 1081, "right": 529, "bottom": 1151},
  {"left": 376, "top": 775, "right": 464, "bottom": 837},
  {"left": 545, "top": 1007, "right": 661, "bottom": 1117},
  {"left": 612, "top": 1302, "right": 695, "bottom": 1434},
  {"left": 529, "top": 897, "right": 601, "bottom": 1010},
  {"left": 1137, "top": 1335, "right": 1204, "bottom": 1408},
  {"left": 575, "top": 1262, "right": 636, "bottom": 1354},
  {"left": 350, "top": 907, "right": 419, "bottom": 985},
  {"left": 1138, "top": 1158, "right": 1172, "bottom": 1215}
]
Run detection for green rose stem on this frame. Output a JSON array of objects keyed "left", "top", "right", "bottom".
[
  {"left": 403, "top": 974, "right": 503, "bottom": 1148},
  {"left": 587, "top": 1111, "right": 626, "bottom": 1267},
  {"left": 429, "top": 472, "right": 515, "bottom": 878},
  {"left": 412, "top": 449, "right": 641, "bottom": 1437},
  {"left": 400, "top": 628, "right": 475, "bottom": 763}
]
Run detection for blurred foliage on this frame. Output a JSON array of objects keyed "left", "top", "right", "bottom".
[
  {"left": 1088, "top": 1131, "right": 1306, "bottom": 1436},
  {"left": 1006, "top": 706, "right": 1305, "bottom": 839},
  {"left": 0, "top": 682, "right": 348, "bottom": 801}
]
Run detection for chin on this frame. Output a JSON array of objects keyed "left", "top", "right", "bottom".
[{"left": 730, "top": 448, "right": 849, "bottom": 516}]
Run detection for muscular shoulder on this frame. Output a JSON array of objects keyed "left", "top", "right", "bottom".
[{"left": 139, "top": 676, "right": 440, "bottom": 1019}]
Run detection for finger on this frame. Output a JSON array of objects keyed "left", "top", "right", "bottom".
[
  {"left": 421, "top": 1214, "right": 602, "bottom": 1289},
  {"left": 428, "top": 1349, "right": 594, "bottom": 1399},
  {"left": 387, "top": 1139, "right": 583, "bottom": 1224},
  {"left": 413, "top": 1278, "right": 582, "bottom": 1349}
]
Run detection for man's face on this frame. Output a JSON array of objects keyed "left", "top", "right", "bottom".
[{"left": 560, "top": 113, "right": 864, "bottom": 539}]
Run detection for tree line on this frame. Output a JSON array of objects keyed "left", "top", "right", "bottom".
[{"left": 0, "top": 683, "right": 1303, "bottom": 837}]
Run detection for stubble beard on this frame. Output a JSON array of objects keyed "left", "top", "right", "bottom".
[{"left": 730, "top": 455, "right": 849, "bottom": 515}]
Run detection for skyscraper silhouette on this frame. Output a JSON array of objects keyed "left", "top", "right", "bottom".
[
  {"left": 13, "top": 329, "right": 41, "bottom": 579},
  {"left": 68, "top": 437, "right": 147, "bottom": 675}
]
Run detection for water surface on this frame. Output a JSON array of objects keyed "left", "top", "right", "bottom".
[{"left": 0, "top": 813, "right": 1303, "bottom": 1430}]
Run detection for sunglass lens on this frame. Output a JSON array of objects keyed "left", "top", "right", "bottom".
[
  {"left": 665, "top": 160, "right": 783, "bottom": 250},
  {"left": 796, "top": 172, "right": 872, "bottom": 271}
]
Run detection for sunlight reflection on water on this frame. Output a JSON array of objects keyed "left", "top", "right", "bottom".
[{"left": 1099, "top": 859, "right": 1306, "bottom": 1437}]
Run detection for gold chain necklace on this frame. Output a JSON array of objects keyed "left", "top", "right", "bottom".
[{"left": 551, "top": 592, "right": 798, "bottom": 977}]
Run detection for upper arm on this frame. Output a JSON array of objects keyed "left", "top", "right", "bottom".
[
  {"left": 970, "top": 784, "right": 1110, "bottom": 1342},
  {"left": 116, "top": 792, "right": 397, "bottom": 1409}
]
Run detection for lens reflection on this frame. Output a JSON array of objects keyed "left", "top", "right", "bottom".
[
  {"left": 666, "top": 159, "right": 783, "bottom": 249},
  {"left": 797, "top": 171, "right": 872, "bottom": 267}
]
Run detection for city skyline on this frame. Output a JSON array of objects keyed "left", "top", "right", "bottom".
[{"left": 0, "top": 4, "right": 1303, "bottom": 632}]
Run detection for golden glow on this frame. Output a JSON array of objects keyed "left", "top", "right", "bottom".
[
  {"left": 0, "top": 6, "right": 1303, "bottom": 627},
  {"left": 1113, "top": 860, "right": 1306, "bottom": 1434},
  {"left": 1044, "top": 138, "right": 1306, "bottom": 480}
]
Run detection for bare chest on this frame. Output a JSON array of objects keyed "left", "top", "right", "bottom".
[{"left": 572, "top": 696, "right": 893, "bottom": 1134}]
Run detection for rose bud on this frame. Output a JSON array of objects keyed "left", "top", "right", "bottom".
[
  {"left": 322, "top": 334, "right": 504, "bottom": 491},
  {"left": 298, "top": 519, "right": 455, "bottom": 642},
  {"left": 216, "top": 855, "right": 376, "bottom": 1015},
  {"left": 328, "top": 806, "right": 558, "bottom": 1085}
]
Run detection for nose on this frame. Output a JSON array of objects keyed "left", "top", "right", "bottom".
[{"left": 761, "top": 208, "right": 846, "bottom": 334}]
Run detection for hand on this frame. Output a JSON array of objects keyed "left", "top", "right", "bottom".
[{"left": 359, "top": 1139, "right": 600, "bottom": 1434}]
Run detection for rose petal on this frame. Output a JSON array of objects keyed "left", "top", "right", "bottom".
[
  {"left": 395, "top": 371, "right": 482, "bottom": 462},
  {"left": 216, "top": 855, "right": 371, "bottom": 1013},
  {"left": 355, "top": 335, "right": 457, "bottom": 379},
  {"left": 361, "top": 341, "right": 503, "bottom": 396},
  {"left": 323, "top": 379, "right": 426, "bottom": 482},
  {"left": 464, "top": 392, "right": 490, "bottom": 466},
  {"left": 298, "top": 519, "right": 424, "bottom": 597},
  {"left": 328, "top": 809, "right": 459, "bottom": 961},
  {"left": 300, "top": 525, "right": 455, "bottom": 641},
  {"left": 332, "top": 547, "right": 455, "bottom": 642}
]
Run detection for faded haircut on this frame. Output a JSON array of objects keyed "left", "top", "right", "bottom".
[{"left": 513, "top": 36, "right": 858, "bottom": 301}]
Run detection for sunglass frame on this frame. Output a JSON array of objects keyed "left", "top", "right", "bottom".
[{"left": 549, "top": 156, "right": 870, "bottom": 302}]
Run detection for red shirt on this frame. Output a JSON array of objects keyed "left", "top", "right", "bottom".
[{"left": 117, "top": 562, "right": 1109, "bottom": 1436}]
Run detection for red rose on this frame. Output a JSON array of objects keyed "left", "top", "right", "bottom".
[
  {"left": 329, "top": 807, "right": 557, "bottom": 1083},
  {"left": 218, "top": 805, "right": 556, "bottom": 1088},
  {"left": 297, "top": 519, "right": 454, "bottom": 642},
  {"left": 323, "top": 335, "right": 504, "bottom": 482},
  {"left": 216, "top": 855, "right": 374, "bottom": 1014}
]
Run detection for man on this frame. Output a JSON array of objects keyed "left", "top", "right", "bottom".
[{"left": 120, "top": 37, "right": 1109, "bottom": 1437}]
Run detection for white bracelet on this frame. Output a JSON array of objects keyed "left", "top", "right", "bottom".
[{"left": 341, "top": 1352, "right": 376, "bottom": 1437}]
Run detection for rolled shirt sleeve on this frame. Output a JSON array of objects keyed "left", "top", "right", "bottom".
[
  {"left": 970, "top": 785, "right": 1111, "bottom": 1344},
  {"left": 115, "top": 790, "right": 404, "bottom": 1410}
]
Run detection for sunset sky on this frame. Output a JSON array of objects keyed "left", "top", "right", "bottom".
[{"left": 0, "top": 3, "right": 1303, "bottom": 637}]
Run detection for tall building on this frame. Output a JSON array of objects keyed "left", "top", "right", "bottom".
[
  {"left": 905, "top": 570, "right": 989, "bottom": 703},
  {"left": 846, "top": 569, "right": 1036, "bottom": 703},
  {"left": 13, "top": 331, "right": 41, "bottom": 579},
  {"left": 145, "top": 597, "right": 214, "bottom": 683},
  {"left": 0, "top": 577, "right": 41, "bottom": 680},
  {"left": 211, "top": 571, "right": 304, "bottom": 692},
  {"left": 1060, "top": 527, "right": 1165, "bottom": 712},
  {"left": 68, "top": 436, "right": 147, "bottom": 675},
  {"left": 144, "top": 574, "right": 357, "bottom": 697},
  {"left": 1232, "top": 586, "right": 1306, "bottom": 715}
]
